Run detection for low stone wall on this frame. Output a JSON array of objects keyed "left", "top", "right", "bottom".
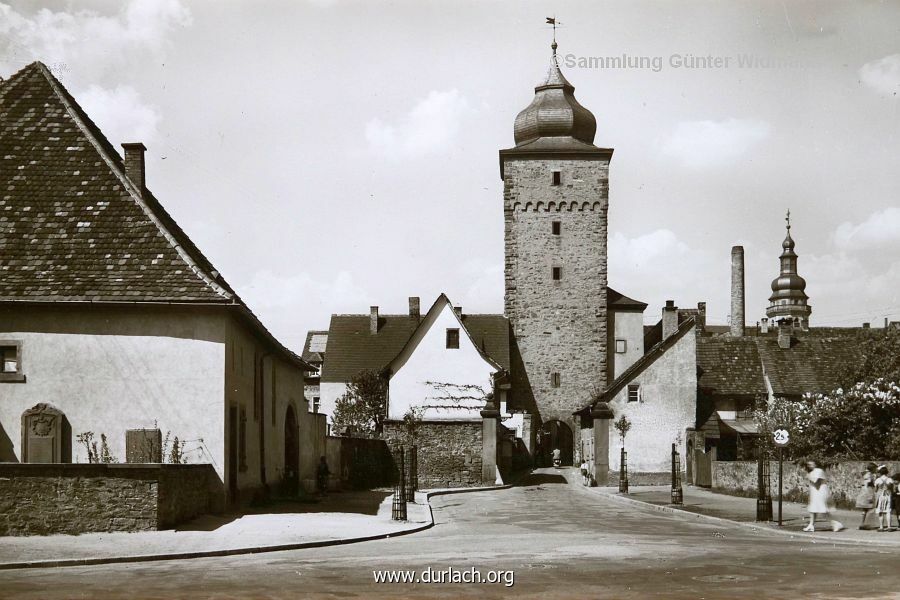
[
  {"left": 0, "top": 464, "right": 220, "bottom": 536},
  {"left": 382, "top": 420, "right": 483, "bottom": 488},
  {"left": 712, "top": 461, "right": 900, "bottom": 509}
]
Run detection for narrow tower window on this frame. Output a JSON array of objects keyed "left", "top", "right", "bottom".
[
  {"left": 551, "top": 266, "right": 562, "bottom": 281},
  {"left": 551, "top": 221, "right": 561, "bottom": 235},
  {"left": 552, "top": 171, "right": 561, "bottom": 185},
  {"left": 551, "top": 372, "right": 561, "bottom": 387}
]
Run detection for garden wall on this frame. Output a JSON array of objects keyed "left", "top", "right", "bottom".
[
  {"left": 382, "top": 420, "right": 483, "bottom": 488},
  {"left": 712, "top": 461, "right": 900, "bottom": 509},
  {"left": 0, "top": 464, "right": 220, "bottom": 536}
]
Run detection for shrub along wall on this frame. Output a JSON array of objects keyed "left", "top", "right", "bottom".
[
  {"left": 712, "top": 461, "right": 900, "bottom": 509},
  {"left": 0, "top": 464, "right": 220, "bottom": 536}
]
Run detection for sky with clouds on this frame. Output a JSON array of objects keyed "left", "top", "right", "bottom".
[{"left": 1, "top": 1, "right": 898, "bottom": 351}]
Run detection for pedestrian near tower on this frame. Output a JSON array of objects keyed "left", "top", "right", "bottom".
[
  {"left": 803, "top": 461, "right": 844, "bottom": 532},
  {"left": 874, "top": 465, "right": 893, "bottom": 531}
]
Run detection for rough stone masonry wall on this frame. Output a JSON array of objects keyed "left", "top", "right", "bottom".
[
  {"left": 503, "top": 158, "right": 610, "bottom": 433},
  {"left": 0, "top": 464, "right": 218, "bottom": 536},
  {"left": 382, "top": 421, "right": 483, "bottom": 488},
  {"left": 713, "top": 461, "right": 900, "bottom": 509}
]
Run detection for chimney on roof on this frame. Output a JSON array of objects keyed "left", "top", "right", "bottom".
[
  {"left": 409, "top": 297, "right": 420, "bottom": 318},
  {"left": 761, "top": 317, "right": 769, "bottom": 334},
  {"left": 122, "top": 142, "right": 147, "bottom": 198},
  {"left": 777, "top": 320, "right": 791, "bottom": 349},
  {"left": 370, "top": 306, "right": 379, "bottom": 334},
  {"left": 662, "top": 300, "right": 678, "bottom": 340},
  {"left": 862, "top": 322, "right": 871, "bottom": 329},
  {"left": 730, "top": 246, "right": 745, "bottom": 337},
  {"left": 696, "top": 302, "right": 707, "bottom": 332},
  {"left": 454, "top": 306, "right": 463, "bottom": 318}
]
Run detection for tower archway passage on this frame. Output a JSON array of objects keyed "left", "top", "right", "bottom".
[
  {"left": 283, "top": 404, "right": 299, "bottom": 496},
  {"left": 540, "top": 420, "right": 573, "bottom": 466}
]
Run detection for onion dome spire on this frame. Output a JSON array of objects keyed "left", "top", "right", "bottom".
[
  {"left": 512, "top": 39, "right": 598, "bottom": 149},
  {"left": 766, "top": 210, "right": 811, "bottom": 329}
]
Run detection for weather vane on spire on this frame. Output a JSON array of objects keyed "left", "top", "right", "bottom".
[
  {"left": 785, "top": 209, "right": 791, "bottom": 230},
  {"left": 546, "top": 16, "right": 561, "bottom": 54}
]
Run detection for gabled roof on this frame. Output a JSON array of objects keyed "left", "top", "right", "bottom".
[
  {"left": 0, "top": 62, "right": 311, "bottom": 370},
  {"left": 0, "top": 62, "right": 228, "bottom": 303},
  {"left": 608, "top": 287, "right": 648, "bottom": 312},
  {"left": 577, "top": 317, "right": 695, "bottom": 413},
  {"left": 696, "top": 337, "right": 766, "bottom": 396},
  {"left": 384, "top": 294, "right": 506, "bottom": 375},
  {"left": 321, "top": 297, "right": 510, "bottom": 383}
]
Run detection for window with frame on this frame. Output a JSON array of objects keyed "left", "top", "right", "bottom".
[
  {"left": 551, "top": 221, "right": 561, "bottom": 235},
  {"left": 552, "top": 266, "right": 562, "bottom": 281},
  {"left": 552, "top": 171, "right": 561, "bottom": 185},
  {"left": 0, "top": 342, "right": 24, "bottom": 382},
  {"left": 446, "top": 328, "right": 460, "bottom": 349},
  {"left": 551, "top": 372, "right": 561, "bottom": 388},
  {"left": 615, "top": 339, "right": 627, "bottom": 354},
  {"left": 627, "top": 384, "right": 641, "bottom": 403}
]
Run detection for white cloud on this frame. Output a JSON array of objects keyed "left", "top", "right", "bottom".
[
  {"left": 78, "top": 84, "right": 162, "bottom": 146},
  {"left": 609, "top": 229, "right": 720, "bottom": 320},
  {"left": 833, "top": 207, "right": 900, "bottom": 251},
  {"left": 859, "top": 54, "right": 900, "bottom": 97},
  {"left": 365, "top": 89, "right": 471, "bottom": 160},
  {"left": 659, "top": 119, "right": 771, "bottom": 168},
  {"left": 236, "top": 270, "right": 369, "bottom": 351},
  {"left": 0, "top": 1, "right": 191, "bottom": 78}
]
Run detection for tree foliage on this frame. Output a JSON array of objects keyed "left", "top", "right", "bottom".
[
  {"left": 332, "top": 369, "right": 388, "bottom": 435},
  {"left": 838, "top": 327, "right": 900, "bottom": 388}
]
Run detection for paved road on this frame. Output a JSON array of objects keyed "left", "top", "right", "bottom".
[{"left": 1, "top": 470, "right": 894, "bottom": 599}]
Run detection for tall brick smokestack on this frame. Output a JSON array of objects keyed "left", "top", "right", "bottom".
[{"left": 730, "top": 246, "right": 745, "bottom": 337}]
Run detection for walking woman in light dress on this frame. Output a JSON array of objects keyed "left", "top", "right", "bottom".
[
  {"left": 855, "top": 462, "right": 877, "bottom": 529},
  {"left": 874, "top": 465, "right": 893, "bottom": 532},
  {"left": 804, "top": 460, "right": 844, "bottom": 532}
]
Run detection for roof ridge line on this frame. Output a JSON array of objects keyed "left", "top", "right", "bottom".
[{"left": 35, "top": 63, "right": 233, "bottom": 302}]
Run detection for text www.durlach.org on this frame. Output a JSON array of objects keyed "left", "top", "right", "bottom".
[{"left": 373, "top": 567, "right": 515, "bottom": 587}]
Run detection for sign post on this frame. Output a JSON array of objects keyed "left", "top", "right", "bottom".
[{"left": 772, "top": 426, "right": 790, "bottom": 527}]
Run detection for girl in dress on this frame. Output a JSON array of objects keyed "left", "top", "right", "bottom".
[
  {"left": 855, "top": 462, "right": 877, "bottom": 529},
  {"left": 804, "top": 460, "right": 844, "bottom": 532},
  {"left": 874, "top": 465, "right": 893, "bottom": 531}
]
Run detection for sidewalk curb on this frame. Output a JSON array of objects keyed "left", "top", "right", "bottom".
[
  {"left": 582, "top": 485, "right": 900, "bottom": 548},
  {"left": 0, "top": 484, "right": 511, "bottom": 571}
]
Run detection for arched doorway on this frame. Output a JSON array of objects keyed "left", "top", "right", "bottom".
[
  {"left": 538, "top": 420, "right": 573, "bottom": 466},
  {"left": 283, "top": 405, "right": 299, "bottom": 496}
]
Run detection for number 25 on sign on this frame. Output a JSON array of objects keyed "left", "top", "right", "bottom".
[{"left": 773, "top": 428, "right": 790, "bottom": 447}]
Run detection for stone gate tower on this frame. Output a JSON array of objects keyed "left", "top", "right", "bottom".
[{"left": 500, "top": 41, "right": 613, "bottom": 464}]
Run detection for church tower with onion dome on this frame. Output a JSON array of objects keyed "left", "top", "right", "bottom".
[
  {"left": 501, "top": 37, "right": 613, "bottom": 465},
  {"left": 766, "top": 210, "right": 812, "bottom": 330}
]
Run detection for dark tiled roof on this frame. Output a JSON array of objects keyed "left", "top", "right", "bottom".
[
  {"left": 0, "top": 63, "right": 311, "bottom": 370},
  {"left": 608, "top": 287, "right": 647, "bottom": 311},
  {"left": 321, "top": 310, "right": 510, "bottom": 383},
  {"left": 756, "top": 336, "right": 859, "bottom": 397},
  {"left": 696, "top": 337, "right": 766, "bottom": 396},
  {"left": 0, "top": 62, "right": 227, "bottom": 302}
]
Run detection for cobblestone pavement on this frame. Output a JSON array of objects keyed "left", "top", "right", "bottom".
[{"left": 1, "top": 469, "right": 896, "bottom": 599}]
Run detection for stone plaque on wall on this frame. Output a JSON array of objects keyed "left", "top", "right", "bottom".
[{"left": 21, "top": 403, "right": 65, "bottom": 463}]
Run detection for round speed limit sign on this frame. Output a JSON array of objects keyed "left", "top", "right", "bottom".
[{"left": 773, "top": 428, "right": 790, "bottom": 447}]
